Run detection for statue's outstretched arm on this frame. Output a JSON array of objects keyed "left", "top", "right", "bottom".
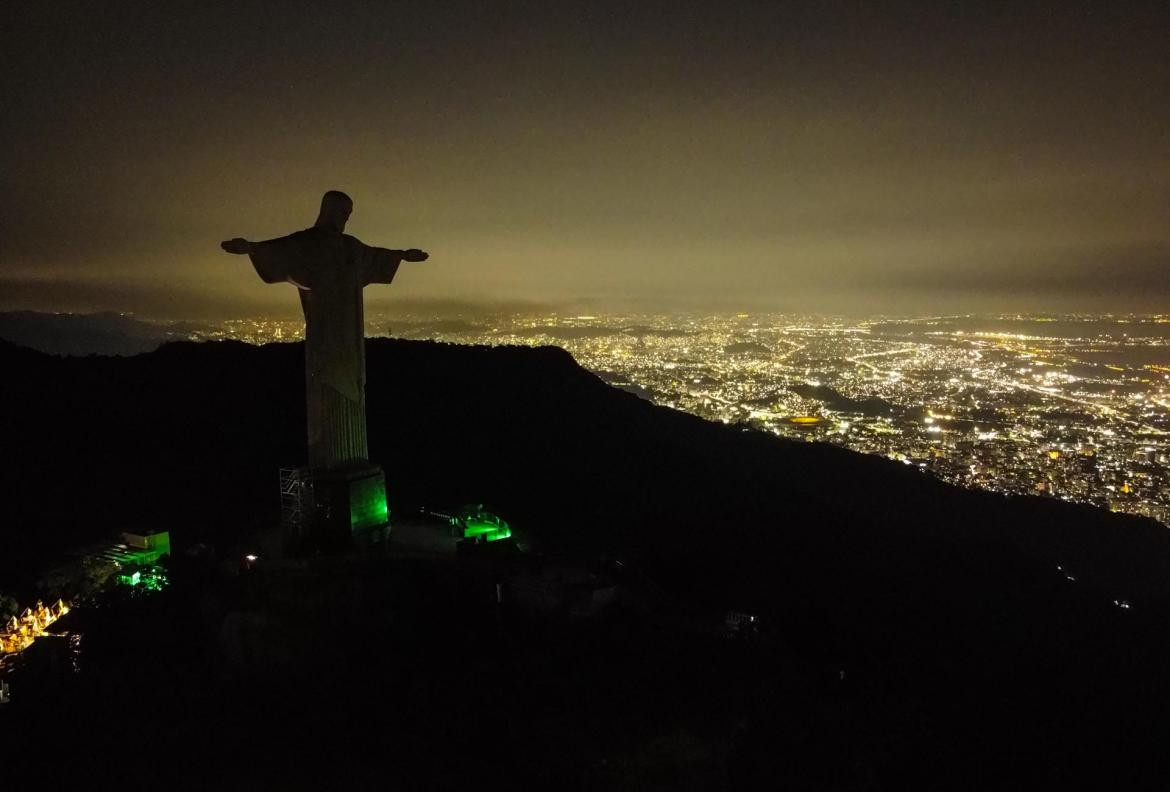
[
  {"left": 220, "top": 238, "right": 253, "bottom": 255},
  {"left": 364, "top": 246, "right": 428, "bottom": 285},
  {"left": 222, "top": 233, "right": 309, "bottom": 287},
  {"left": 395, "top": 248, "right": 428, "bottom": 263}
]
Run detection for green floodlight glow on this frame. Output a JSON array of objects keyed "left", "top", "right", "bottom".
[
  {"left": 115, "top": 566, "right": 169, "bottom": 592},
  {"left": 350, "top": 475, "right": 390, "bottom": 532},
  {"left": 453, "top": 506, "right": 512, "bottom": 542}
]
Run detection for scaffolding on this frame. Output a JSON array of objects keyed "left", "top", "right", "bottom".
[{"left": 279, "top": 467, "right": 314, "bottom": 550}]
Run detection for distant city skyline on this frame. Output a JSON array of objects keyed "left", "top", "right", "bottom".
[
  {"left": 194, "top": 310, "right": 1170, "bottom": 530},
  {"left": 2, "top": 2, "right": 1168, "bottom": 318},
  {"left": 5, "top": 306, "right": 1168, "bottom": 528}
]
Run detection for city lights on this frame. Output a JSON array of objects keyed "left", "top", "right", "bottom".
[{"left": 190, "top": 312, "right": 1170, "bottom": 528}]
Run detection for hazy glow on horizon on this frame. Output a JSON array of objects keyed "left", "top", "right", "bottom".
[{"left": 2, "top": 1, "right": 1167, "bottom": 318}]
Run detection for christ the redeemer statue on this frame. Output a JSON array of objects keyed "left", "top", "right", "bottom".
[{"left": 221, "top": 190, "right": 427, "bottom": 472}]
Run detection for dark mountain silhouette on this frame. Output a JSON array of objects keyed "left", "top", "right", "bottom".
[
  {"left": 2, "top": 337, "right": 1169, "bottom": 788},
  {"left": 789, "top": 382, "right": 909, "bottom": 418},
  {"left": 0, "top": 310, "right": 203, "bottom": 356},
  {"left": 723, "top": 340, "right": 772, "bottom": 355}
]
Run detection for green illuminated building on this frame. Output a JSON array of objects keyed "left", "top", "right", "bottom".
[
  {"left": 450, "top": 505, "right": 512, "bottom": 543},
  {"left": 95, "top": 531, "right": 172, "bottom": 592},
  {"left": 99, "top": 531, "right": 171, "bottom": 567}
]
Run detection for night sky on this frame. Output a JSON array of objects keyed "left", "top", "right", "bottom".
[{"left": 2, "top": 1, "right": 1167, "bottom": 318}]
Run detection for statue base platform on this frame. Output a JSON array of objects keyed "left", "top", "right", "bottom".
[{"left": 280, "top": 464, "right": 390, "bottom": 555}]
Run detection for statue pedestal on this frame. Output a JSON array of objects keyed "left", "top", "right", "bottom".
[
  {"left": 318, "top": 464, "right": 390, "bottom": 552},
  {"left": 282, "top": 464, "right": 390, "bottom": 554}
]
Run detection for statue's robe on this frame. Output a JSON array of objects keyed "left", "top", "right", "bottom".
[{"left": 249, "top": 227, "right": 400, "bottom": 471}]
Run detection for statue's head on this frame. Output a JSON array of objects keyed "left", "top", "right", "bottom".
[{"left": 315, "top": 190, "right": 353, "bottom": 233}]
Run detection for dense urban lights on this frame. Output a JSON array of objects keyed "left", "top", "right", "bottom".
[{"left": 186, "top": 312, "right": 1170, "bottom": 528}]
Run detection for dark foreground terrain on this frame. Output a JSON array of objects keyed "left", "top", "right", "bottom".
[{"left": 2, "top": 338, "right": 1169, "bottom": 789}]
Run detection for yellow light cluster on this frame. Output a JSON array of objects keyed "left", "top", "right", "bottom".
[{"left": 0, "top": 599, "right": 70, "bottom": 655}]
